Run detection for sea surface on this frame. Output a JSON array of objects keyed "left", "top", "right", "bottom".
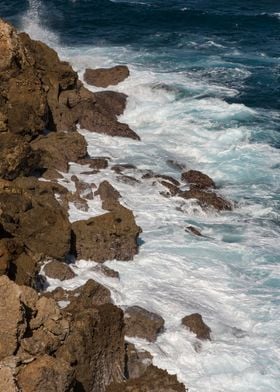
[{"left": 1, "top": 1, "right": 279, "bottom": 391}]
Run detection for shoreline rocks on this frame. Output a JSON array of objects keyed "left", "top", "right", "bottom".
[{"left": 84, "top": 65, "right": 130, "bottom": 87}]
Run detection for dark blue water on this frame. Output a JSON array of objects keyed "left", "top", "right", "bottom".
[{"left": 1, "top": 0, "right": 280, "bottom": 112}]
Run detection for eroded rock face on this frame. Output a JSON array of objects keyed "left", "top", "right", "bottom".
[
  {"left": 106, "top": 365, "right": 186, "bottom": 392},
  {"left": 182, "top": 313, "right": 211, "bottom": 340},
  {"left": 124, "top": 306, "right": 165, "bottom": 342},
  {"left": 72, "top": 205, "right": 141, "bottom": 262},
  {"left": 17, "top": 355, "right": 75, "bottom": 392},
  {"left": 125, "top": 343, "right": 152, "bottom": 380},
  {"left": 84, "top": 65, "right": 130, "bottom": 87}
]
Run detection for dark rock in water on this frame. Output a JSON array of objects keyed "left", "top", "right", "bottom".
[
  {"left": 17, "top": 355, "right": 75, "bottom": 392},
  {"left": 116, "top": 175, "right": 140, "bottom": 185},
  {"left": 111, "top": 163, "right": 137, "bottom": 174},
  {"left": 31, "top": 131, "right": 87, "bottom": 173},
  {"left": 179, "top": 189, "right": 232, "bottom": 211},
  {"left": 182, "top": 313, "right": 211, "bottom": 340},
  {"left": 71, "top": 175, "right": 94, "bottom": 200},
  {"left": 95, "top": 91, "right": 128, "bottom": 117},
  {"left": 155, "top": 174, "right": 180, "bottom": 186},
  {"left": 84, "top": 65, "right": 130, "bottom": 88},
  {"left": 79, "top": 157, "right": 109, "bottom": 170},
  {"left": 166, "top": 159, "right": 186, "bottom": 171},
  {"left": 160, "top": 180, "right": 180, "bottom": 197},
  {"left": 93, "top": 264, "right": 120, "bottom": 279},
  {"left": 0, "top": 134, "right": 41, "bottom": 180},
  {"left": 106, "top": 364, "right": 186, "bottom": 392},
  {"left": 125, "top": 343, "right": 152, "bottom": 379},
  {"left": 185, "top": 226, "right": 203, "bottom": 237},
  {"left": 181, "top": 170, "right": 216, "bottom": 190},
  {"left": 43, "top": 260, "right": 76, "bottom": 281},
  {"left": 124, "top": 306, "right": 165, "bottom": 342},
  {"left": 94, "top": 180, "right": 121, "bottom": 211},
  {"left": 72, "top": 205, "right": 141, "bottom": 262}
]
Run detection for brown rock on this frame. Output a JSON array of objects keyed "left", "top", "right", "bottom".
[
  {"left": 111, "top": 164, "right": 137, "bottom": 174},
  {"left": 0, "top": 133, "right": 41, "bottom": 180},
  {"left": 0, "top": 365, "right": 18, "bottom": 392},
  {"left": 125, "top": 343, "right": 152, "bottom": 379},
  {"left": 160, "top": 180, "right": 179, "bottom": 196},
  {"left": 185, "top": 226, "right": 203, "bottom": 237},
  {"left": 0, "top": 239, "right": 10, "bottom": 276},
  {"left": 181, "top": 170, "right": 216, "bottom": 190},
  {"left": 155, "top": 174, "right": 180, "bottom": 186},
  {"left": 182, "top": 313, "right": 211, "bottom": 340},
  {"left": 31, "top": 131, "right": 87, "bottom": 173},
  {"left": 71, "top": 175, "right": 94, "bottom": 200},
  {"left": 124, "top": 306, "right": 164, "bottom": 342},
  {"left": 0, "top": 276, "right": 27, "bottom": 360},
  {"left": 179, "top": 189, "right": 232, "bottom": 211},
  {"left": 57, "top": 304, "right": 125, "bottom": 392},
  {"left": 43, "top": 260, "right": 76, "bottom": 281},
  {"left": 17, "top": 355, "right": 75, "bottom": 392},
  {"left": 117, "top": 175, "right": 140, "bottom": 186},
  {"left": 79, "top": 157, "right": 109, "bottom": 170},
  {"left": 20, "top": 328, "right": 61, "bottom": 356},
  {"left": 84, "top": 65, "right": 130, "bottom": 88},
  {"left": 95, "top": 180, "right": 121, "bottom": 210},
  {"left": 72, "top": 205, "right": 141, "bottom": 262},
  {"left": 106, "top": 365, "right": 186, "bottom": 392},
  {"left": 93, "top": 264, "right": 120, "bottom": 279},
  {"left": 95, "top": 91, "right": 128, "bottom": 117}
]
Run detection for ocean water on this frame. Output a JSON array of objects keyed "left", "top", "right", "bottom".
[{"left": 1, "top": 1, "right": 280, "bottom": 391}]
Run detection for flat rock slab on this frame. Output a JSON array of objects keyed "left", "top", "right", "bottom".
[{"left": 84, "top": 65, "right": 130, "bottom": 88}]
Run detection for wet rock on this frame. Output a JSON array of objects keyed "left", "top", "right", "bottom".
[
  {"left": 125, "top": 343, "right": 152, "bottom": 379},
  {"left": 117, "top": 175, "right": 140, "bottom": 185},
  {"left": 124, "top": 306, "right": 165, "bottom": 342},
  {"left": 71, "top": 175, "right": 94, "bottom": 200},
  {"left": 106, "top": 364, "right": 186, "bottom": 392},
  {"left": 185, "top": 226, "right": 203, "bottom": 237},
  {"left": 166, "top": 160, "right": 186, "bottom": 171},
  {"left": 84, "top": 65, "right": 130, "bottom": 88},
  {"left": 95, "top": 91, "right": 128, "bottom": 117},
  {"left": 43, "top": 260, "right": 76, "bottom": 281},
  {"left": 179, "top": 189, "right": 232, "bottom": 211},
  {"left": 111, "top": 163, "right": 137, "bottom": 174},
  {"left": 182, "top": 313, "right": 211, "bottom": 340},
  {"left": 160, "top": 180, "right": 180, "bottom": 196},
  {"left": 72, "top": 205, "right": 141, "bottom": 262},
  {"left": 0, "top": 134, "right": 41, "bottom": 180},
  {"left": 31, "top": 131, "right": 87, "bottom": 173},
  {"left": 181, "top": 170, "right": 216, "bottom": 190},
  {"left": 57, "top": 304, "right": 125, "bottom": 392},
  {"left": 155, "top": 174, "right": 180, "bottom": 186},
  {"left": 79, "top": 157, "right": 109, "bottom": 170},
  {"left": 93, "top": 264, "right": 120, "bottom": 279},
  {"left": 94, "top": 180, "right": 121, "bottom": 210},
  {"left": 17, "top": 355, "right": 75, "bottom": 392}
]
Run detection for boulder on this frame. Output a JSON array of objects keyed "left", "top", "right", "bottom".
[
  {"left": 181, "top": 170, "right": 216, "bottom": 190},
  {"left": 43, "top": 260, "right": 76, "bottom": 281},
  {"left": 124, "top": 306, "right": 164, "bottom": 342},
  {"left": 72, "top": 205, "right": 141, "bottom": 262},
  {"left": 160, "top": 180, "right": 179, "bottom": 197},
  {"left": 125, "top": 343, "right": 152, "bottom": 379},
  {"left": 31, "top": 131, "right": 87, "bottom": 173},
  {"left": 79, "top": 157, "right": 109, "bottom": 170},
  {"left": 94, "top": 180, "right": 121, "bottom": 210},
  {"left": 95, "top": 91, "right": 128, "bottom": 118},
  {"left": 0, "top": 134, "right": 41, "bottom": 180},
  {"left": 17, "top": 355, "right": 75, "bottom": 392},
  {"left": 93, "top": 264, "right": 120, "bottom": 279},
  {"left": 84, "top": 65, "right": 130, "bottom": 88},
  {"left": 182, "top": 313, "right": 211, "bottom": 340},
  {"left": 179, "top": 189, "right": 232, "bottom": 211},
  {"left": 106, "top": 365, "right": 186, "bottom": 392}
]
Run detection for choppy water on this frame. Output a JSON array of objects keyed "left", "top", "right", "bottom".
[{"left": 1, "top": 1, "right": 279, "bottom": 391}]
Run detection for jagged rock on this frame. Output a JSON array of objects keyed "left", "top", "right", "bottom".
[
  {"left": 0, "top": 276, "right": 27, "bottom": 360},
  {"left": 125, "top": 343, "right": 152, "bottom": 379},
  {"left": 72, "top": 205, "right": 141, "bottom": 262},
  {"left": 0, "top": 364, "right": 19, "bottom": 392},
  {"left": 0, "top": 239, "right": 10, "bottom": 276},
  {"left": 57, "top": 304, "right": 125, "bottom": 392},
  {"left": 31, "top": 131, "right": 87, "bottom": 173},
  {"left": 181, "top": 170, "right": 216, "bottom": 190},
  {"left": 155, "top": 174, "right": 180, "bottom": 186},
  {"left": 71, "top": 175, "right": 94, "bottom": 200},
  {"left": 0, "top": 134, "right": 41, "bottom": 180},
  {"left": 17, "top": 355, "right": 75, "bottom": 392},
  {"left": 78, "top": 157, "right": 109, "bottom": 170},
  {"left": 84, "top": 65, "right": 130, "bottom": 88},
  {"left": 106, "top": 365, "right": 186, "bottom": 392},
  {"left": 0, "top": 178, "right": 71, "bottom": 261},
  {"left": 111, "top": 163, "right": 136, "bottom": 174},
  {"left": 124, "top": 306, "right": 164, "bottom": 342},
  {"left": 94, "top": 180, "right": 121, "bottom": 210},
  {"left": 116, "top": 175, "right": 140, "bottom": 185},
  {"left": 93, "top": 264, "right": 120, "bottom": 279},
  {"left": 179, "top": 189, "right": 232, "bottom": 211},
  {"left": 185, "top": 226, "right": 203, "bottom": 237},
  {"left": 43, "top": 260, "right": 76, "bottom": 281},
  {"left": 95, "top": 91, "right": 128, "bottom": 118},
  {"left": 182, "top": 313, "right": 211, "bottom": 340},
  {"left": 160, "top": 180, "right": 179, "bottom": 196}
]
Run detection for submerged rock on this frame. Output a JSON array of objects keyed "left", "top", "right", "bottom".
[
  {"left": 84, "top": 65, "right": 130, "bottom": 87},
  {"left": 179, "top": 188, "right": 232, "bottom": 211},
  {"left": 182, "top": 313, "right": 211, "bottom": 340},
  {"left": 181, "top": 170, "right": 216, "bottom": 190},
  {"left": 124, "top": 306, "right": 165, "bottom": 342}
]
